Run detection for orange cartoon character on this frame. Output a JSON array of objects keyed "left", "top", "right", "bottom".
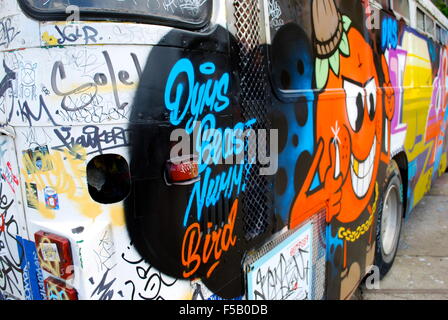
[{"left": 289, "top": 0, "right": 394, "bottom": 228}]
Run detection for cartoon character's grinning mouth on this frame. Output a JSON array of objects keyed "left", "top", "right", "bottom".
[{"left": 350, "top": 137, "right": 377, "bottom": 198}]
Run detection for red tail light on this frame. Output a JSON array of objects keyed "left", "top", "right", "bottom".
[{"left": 165, "top": 155, "right": 200, "bottom": 185}]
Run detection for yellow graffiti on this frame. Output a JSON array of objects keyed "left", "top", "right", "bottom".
[
  {"left": 21, "top": 145, "right": 102, "bottom": 220},
  {"left": 371, "top": 183, "right": 379, "bottom": 214},
  {"left": 338, "top": 183, "right": 378, "bottom": 242},
  {"left": 338, "top": 214, "right": 374, "bottom": 242},
  {"left": 439, "top": 154, "right": 447, "bottom": 177},
  {"left": 401, "top": 31, "right": 435, "bottom": 205},
  {"left": 42, "top": 32, "right": 59, "bottom": 46},
  {"left": 110, "top": 205, "right": 125, "bottom": 227},
  {"left": 23, "top": 147, "right": 54, "bottom": 174}
]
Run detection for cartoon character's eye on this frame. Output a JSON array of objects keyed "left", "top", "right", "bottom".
[
  {"left": 365, "top": 78, "right": 377, "bottom": 121},
  {"left": 344, "top": 79, "right": 365, "bottom": 132}
]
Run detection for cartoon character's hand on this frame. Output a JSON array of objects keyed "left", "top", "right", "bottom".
[
  {"left": 324, "top": 140, "right": 343, "bottom": 221},
  {"left": 290, "top": 123, "right": 352, "bottom": 227},
  {"left": 325, "top": 123, "right": 351, "bottom": 221}
]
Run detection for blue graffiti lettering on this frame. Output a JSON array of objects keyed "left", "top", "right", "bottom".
[
  {"left": 183, "top": 117, "right": 257, "bottom": 226},
  {"left": 164, "top": 59, "right": 230, "bottom": 134},
  {"left": 183, "top": 164, "right": 246, "bottom": 226},
  {"left": 165, "top": 58, "right": 258, "bottom": 227},
  {"left": 195, "top": 114, "right": 257, "bottom": 172},
  {"left": 381, "top": 17, "right": 398, "bottom": 51}
]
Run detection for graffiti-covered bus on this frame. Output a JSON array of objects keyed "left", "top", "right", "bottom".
[{"left": 1, "top": 0, "right": 447, "bottom": 301}]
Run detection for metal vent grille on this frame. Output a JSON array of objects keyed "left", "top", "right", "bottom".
[{"left": 233, "top": 0, "right": 272, "bottom": 240}]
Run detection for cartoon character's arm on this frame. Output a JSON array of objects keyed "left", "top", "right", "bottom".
[
  {"left": 289, "top": 138, "right": 344, "bottom": 228},
  {"left": 324, "top": 139, "right": 344, "bottom": 222}
]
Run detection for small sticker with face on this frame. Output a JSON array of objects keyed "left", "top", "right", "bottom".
[{"left": 44, "top": 187, "right": 59, "bottom": 210}]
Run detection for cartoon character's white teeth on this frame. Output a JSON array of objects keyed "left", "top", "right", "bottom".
[{"left": 350, "top": 138, "right": 377, "bottom": 198}]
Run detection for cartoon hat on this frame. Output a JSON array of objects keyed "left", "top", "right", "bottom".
[
  {"left": 313, "top": 0, "right": 343, "bottom": 57},
  {"left": 312, "top": 0, "right": 352, "bottom": 89}
]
